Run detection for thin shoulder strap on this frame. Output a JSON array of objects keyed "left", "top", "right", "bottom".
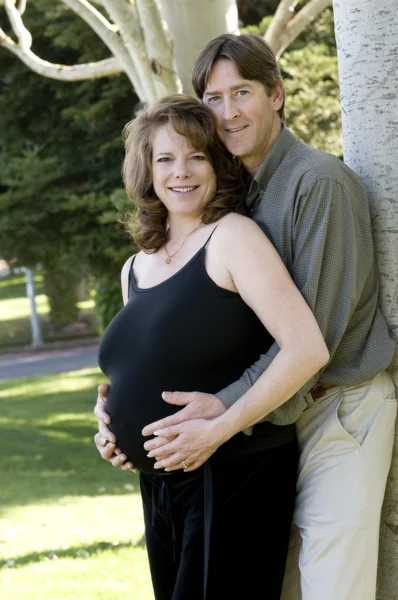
[
  {"left": 120, "top": 254, "right": 136, "bottom": 304},
  {"left": 127, "top": 255, "right": 137, "bottom": 300},
  {"left": 204, "top": 224, "right": 219, "bottom": 248}
]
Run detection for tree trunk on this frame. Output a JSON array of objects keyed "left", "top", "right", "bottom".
[
  {"left": 332, "top": 1, "right": 398, "bottom": 597},
  {"left": 158, "top": 0, "right": 239, "bottom": 96},
  {"left": 42, "top": 262, "right": 80, "bottom": 330}
]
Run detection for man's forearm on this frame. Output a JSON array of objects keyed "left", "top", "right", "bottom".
[
  {"left": 216, "top": 342, "right": 279, "bottom": 409},
  {"left": 212, "top": 343, "right": 327, "bottom": 442}
]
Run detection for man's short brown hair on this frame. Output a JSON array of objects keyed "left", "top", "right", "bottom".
[{"left": 192, "top": 33, "right": 285, "bottom": 120}]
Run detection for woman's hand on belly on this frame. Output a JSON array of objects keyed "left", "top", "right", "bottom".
[
  {"left": 144, "top": 418, "right": 225, "bottom": 472},
  {"left": 94, "top": 383, "right": 138, "bottom": 472}
]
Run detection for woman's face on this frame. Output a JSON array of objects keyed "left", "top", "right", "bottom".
[{"left": 151, "top": 124, "right": 217, "bottom": 219}]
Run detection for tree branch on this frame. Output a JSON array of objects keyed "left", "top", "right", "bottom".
[
  {"left": 278, "top": 0, "right": 332, "bottom": 57},
  {"left": 101, "top": 0, "right": 156, "bottom": 101},
  {"left": 0, "top": 29, "right": 124, "bottom": 80},
  {"left": 61, "top": 0, "right": 140, "bottom": 91},
  {"left": 136, "top": 0, "right": 181, "bottom": 96},
  {"left": 4, "top": 0, "right": 32, "bottom": 49},
  {"left": 17, "top": 0, "right": 27, "bottom": 16},
  {"left": 265, "top": 0, "right": 299, "bottom": 52},
  {"left": 265, "top": 0, "right": 332, "bottom": 58}
]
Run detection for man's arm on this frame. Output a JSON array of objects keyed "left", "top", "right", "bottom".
[{"left": 217, "top": 177, "right": 372, "bottom": 424}]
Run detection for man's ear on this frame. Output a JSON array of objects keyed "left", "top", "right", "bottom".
[{"left": 272, "top": 80, "right": 284, "bottom": 112}]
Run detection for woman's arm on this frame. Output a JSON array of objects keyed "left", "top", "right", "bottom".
[
  {"left": 93, "top": 253, "right": 137, "bottom": 472},
  {"left": 209, "top": 213, "right": 329, "bottom": 436}
]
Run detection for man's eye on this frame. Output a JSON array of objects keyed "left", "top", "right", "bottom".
[
  {"left": 237, "top": 90, "right": 248, "bottom": 96},
  {"left": 207, "top": 96, "right": 221, "bottom": 103}
]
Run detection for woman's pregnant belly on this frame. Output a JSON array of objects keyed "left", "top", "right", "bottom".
[{"left": 106, "top": 378, "right": 181, "bottom": 475}]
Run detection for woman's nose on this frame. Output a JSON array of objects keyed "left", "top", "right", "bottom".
[{"left": 174, "top": 160, "right": 191, "bottom": 178}]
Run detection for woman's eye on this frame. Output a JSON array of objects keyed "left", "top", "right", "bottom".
[
  {"left": 157, "top": 157, "right": 171, "bottom": 162},
  {"left": 192, "top": 155, "right": 205, "bottom": 160}
]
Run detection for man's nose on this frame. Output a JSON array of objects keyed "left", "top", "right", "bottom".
[{"left": 223, "top": 97, "right": 240, "bottom": 120}]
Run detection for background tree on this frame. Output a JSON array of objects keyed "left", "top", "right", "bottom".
[
  {"left": 0, "top": 1, "right": 136, "bottom": 329},
  {"left": 0, "top": 0, "right": 338, "bottom": 331},
  {"left": 0, "top": 0, "right": 333, "bottom": 97},
  {"left": 333, "top": 1, "right": 398, "bottom": 597}
]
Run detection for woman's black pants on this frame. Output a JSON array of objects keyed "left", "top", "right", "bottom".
[{"left": 140, "top": 439, "right": 298, "bottom": 600}]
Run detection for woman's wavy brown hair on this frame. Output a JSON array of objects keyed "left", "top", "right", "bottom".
[{"left": 122, "top": 94, "right": 247, "bottom": 252}]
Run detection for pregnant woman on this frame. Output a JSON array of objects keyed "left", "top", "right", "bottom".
[{"left": 97, "top": 94, "right": 329, "bottom": 600}]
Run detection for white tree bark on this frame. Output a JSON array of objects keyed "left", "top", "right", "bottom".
[
  {"left": 101, "top": 0, "right": 156, "bottom": 100},
  {"left": 265, "top": 0, "right": 332, "bottom": 58},
  {"left": 333, "top": 1, "right": 398, "bottom": 598},
  {"left": 136, "top": 0, "right": 181, "bottom": 97},
  {"left": 62, "top": 0, "right": 140, "bottom": 90},
  {"left": 0, "top": 0, "right": 335, "bottom": 96},
  {"left": 0, "top": 30, "right": 123, "bottom": 80},
  {"left": 158, "top": 0, "right": 239, "bottom": 96}
]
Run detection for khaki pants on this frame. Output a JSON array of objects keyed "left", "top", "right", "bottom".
[{"left": 281, "top": 371, "right": 397, "bottom": 600}]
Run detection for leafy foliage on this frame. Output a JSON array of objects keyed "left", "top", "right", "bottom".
[
  {"left": 0, "top": 0, "right": 137, "bottom": 328},
  {"left": 0, "top": 1, "right": 342, "bottom": 332}
]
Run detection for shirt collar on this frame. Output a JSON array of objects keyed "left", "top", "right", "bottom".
[{"left": 246, "top": 124, "right": 298, "bottom": 208}]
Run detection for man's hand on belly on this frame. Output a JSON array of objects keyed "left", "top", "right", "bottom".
[
  {"left": 94, "top": 383, "right": 138, "bottom": 472},
  {"left": 142, "top": 391, "right": 226, "bottom": 437},
  {"left": 142, "top": 391, "right": 226, "bottom": 470}
]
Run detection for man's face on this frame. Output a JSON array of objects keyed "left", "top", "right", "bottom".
[{"left": 203, "top": 59, "right": 283, "bottom": 175}]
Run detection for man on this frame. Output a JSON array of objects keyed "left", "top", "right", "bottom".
[{"left": 94, "top": 34, "right": 396, "bottom": 600}]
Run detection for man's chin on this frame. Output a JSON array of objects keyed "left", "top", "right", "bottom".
[{"left": 224, "top": 143, "right": 245, "bottom": 158}]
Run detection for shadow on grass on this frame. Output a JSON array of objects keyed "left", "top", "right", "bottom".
[
  {"left": 0, "top": 370, "right": 142, "bottom": 507},
  {"left": 0, "top": 538, "right": 146, "bottom": 570}
]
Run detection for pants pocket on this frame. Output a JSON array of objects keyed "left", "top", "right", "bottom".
[
  {"left": 384, "top": 387, "right": 397, "bottom": 402},
  {"left": 335, "top": 392, "right": 362, "bottom": 447}
]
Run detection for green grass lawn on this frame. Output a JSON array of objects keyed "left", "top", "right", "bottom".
[
  {"left": 0, "top": 368, "right": 154, "bottom": 599},
  {"left": 0, "top": 273, "right": 98, "bottom": 350}
]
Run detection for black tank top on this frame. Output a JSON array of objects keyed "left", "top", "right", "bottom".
[{"left": 98, "top": 236, "right": 295, "bottom": 474}]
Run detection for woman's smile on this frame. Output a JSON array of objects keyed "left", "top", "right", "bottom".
[{"left": 152, "top": 124, "right": 216, "bottom": 217}]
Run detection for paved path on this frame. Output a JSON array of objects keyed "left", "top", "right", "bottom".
[{"left": 0, "top": 345, "right": 100, "bottom": 380}]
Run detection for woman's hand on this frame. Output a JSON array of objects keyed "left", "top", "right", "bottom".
[
  {"left": 144, "top": 418, "right": 226, "bottom": 472},
  {"left": 93, "top": 383, "right": 137, "bottom": 472}
]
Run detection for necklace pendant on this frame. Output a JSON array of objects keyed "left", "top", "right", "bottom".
[{"left": 165, "top": 257, "right": 171, "bottom": 264}]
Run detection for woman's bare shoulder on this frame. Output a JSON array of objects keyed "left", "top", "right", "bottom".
[{"left": 216, "top": 212, "right": 266, "bottom": 242}]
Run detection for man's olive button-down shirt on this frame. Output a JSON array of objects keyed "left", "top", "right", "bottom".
[{"left": 217, "top": 125, "right": 395, "bottom": 426}]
